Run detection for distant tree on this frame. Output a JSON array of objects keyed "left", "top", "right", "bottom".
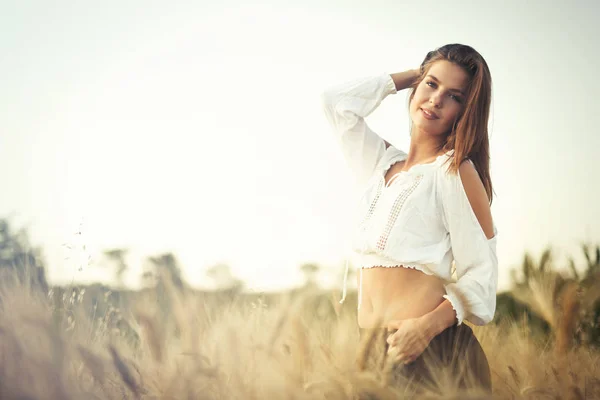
[
  {"left": 205, "top": 262, "right": 243, "bottom": 291},
  {"left": 145, "top": 252, "right": 185, "bottom": 291},
  {"left": 140, "top": 252, "right": 187, "bottom": 324},
  {"left": 300, "top": 262, "right": 320, "bottom": 288},
  {"left": 0, "top": 218, "right": 48, "bottom": 292},
  {"left": 102, "top": 248, "right": 129, "bottom": 288}
]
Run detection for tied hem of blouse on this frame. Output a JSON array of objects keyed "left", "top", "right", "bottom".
[
  {"left": 339, "top": 258, "right": 364, "bottom": 309},
  {"left": 339, "top": 258, "right": 349, "bottom": 304}
]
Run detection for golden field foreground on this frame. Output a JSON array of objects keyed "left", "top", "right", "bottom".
[{"left": 1, "top": 258, "right": 600, "bottom": 400}]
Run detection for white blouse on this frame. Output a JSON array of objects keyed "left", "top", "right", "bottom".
[{"left": 320, "top": 73, "right": 498, "bottom": 326}]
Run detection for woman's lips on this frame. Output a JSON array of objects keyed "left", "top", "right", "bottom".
[{"left": 420, "top": 108, "right": 439, "bottom": 120}]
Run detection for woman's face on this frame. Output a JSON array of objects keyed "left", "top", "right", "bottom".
[{"left": 409, "top": 60, "right": 469, "bottom": 137}]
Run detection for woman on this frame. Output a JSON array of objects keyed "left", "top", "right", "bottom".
[{"left": 321, "top": 44, "right": 497, "bottom": 393}]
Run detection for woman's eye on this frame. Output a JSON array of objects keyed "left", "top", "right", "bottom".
[{"left": 426, "top": 81, "right": 462, "bottom": 103}]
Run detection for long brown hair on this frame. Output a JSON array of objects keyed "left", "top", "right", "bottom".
[{"left": 408, "top": 44, "right": 495, "bottom": 205}]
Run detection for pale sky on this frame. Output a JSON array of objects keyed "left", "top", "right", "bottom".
[{"left": 1, "top": 0, "right": 599, "bottom": 293}]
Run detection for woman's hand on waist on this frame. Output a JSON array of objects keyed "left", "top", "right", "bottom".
[{"left": 385, "top": 317, "right": 436, "bottom": 365}]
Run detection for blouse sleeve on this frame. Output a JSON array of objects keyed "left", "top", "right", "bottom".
[
  {"left": 320, "top": 74, "right": 397, "bottom": 187},
  {"left": 439, "top": 161, "right": 499, "bottom": 326}
]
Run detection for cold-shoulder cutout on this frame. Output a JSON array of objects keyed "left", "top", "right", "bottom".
[
  {"left": 457, "top": 160, "right": 495, "bottom": 240},
  {"left": 438, "top": 156, "right": 498, "bottom": 325}
]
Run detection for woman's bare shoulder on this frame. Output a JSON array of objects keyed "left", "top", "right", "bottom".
[{"left": 457, "top": 161, "right": 495, "bottom": 240}]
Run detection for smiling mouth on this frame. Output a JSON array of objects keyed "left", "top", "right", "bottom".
[{"left": 420, "top": 108, "right": 439, "bottom": 119}]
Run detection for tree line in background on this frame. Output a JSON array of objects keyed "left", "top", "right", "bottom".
[{"left": 1, "top": 217, "right": 599, "bottom": 350}]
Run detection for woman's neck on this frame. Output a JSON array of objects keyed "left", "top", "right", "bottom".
[{"left": 406, "top": 131, "right": 446, "bottom": 167}]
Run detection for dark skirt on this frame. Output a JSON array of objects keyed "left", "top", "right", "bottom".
[{"left": 358, "top": 323, "right": 492, "bottom": 394}]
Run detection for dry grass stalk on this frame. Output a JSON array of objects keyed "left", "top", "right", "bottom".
[
  {"left": 77, "top": 345, "right": 106, "bottom": 384},
  {"left": 355, "top": 317, "right": 385, "bottom": 373},
  {"left": 329, "top": 289, "right": 343, "bottom": 317},
  {"left": 293, "top": 314, "right": 312, "bottom": 372},
  {"left": 266, "top": 292, "right": 295, "bottom": 356},
  {"left": 570, "top": 385, "right": 585, "bottom": 400},
  {"left": 555, "top": 282, "right": 581, "bottom": 357},
  {"left": 526, "top": 274, "right": 559, "bottom": 329},
  {"left": 508, "top": 365, "right": 521, "bottom": 388},
  {"left": 135, "top": 311, "right": 164, "bottom": 363},
  {"left": 109, "top": 345, "right": 141, "bottom": 398}
]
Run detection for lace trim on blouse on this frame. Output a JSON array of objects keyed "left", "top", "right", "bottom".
[{"left": 340, "top": 168, "right": 428, "bottom": 310}]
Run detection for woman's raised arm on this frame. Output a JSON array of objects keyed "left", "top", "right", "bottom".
[{"left": 320, "top": 70, "right": 419, "bottom": 188}]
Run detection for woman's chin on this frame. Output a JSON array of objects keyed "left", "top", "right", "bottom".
[{"left": 410, "top": 122, "right": 446, "bottom": 137}]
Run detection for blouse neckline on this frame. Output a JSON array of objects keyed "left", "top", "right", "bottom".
[{"left": 381, "top": 148, "right": 454, "bottom": 185}]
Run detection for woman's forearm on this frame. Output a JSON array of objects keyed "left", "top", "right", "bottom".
[
  {"left": 419, "top": 299, "right": 458, "bottom": 338},
  {"left": 390, "top": 69, "right": 420, "bottom": 92}
]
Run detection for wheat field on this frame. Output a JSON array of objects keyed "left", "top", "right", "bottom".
[{"left": 0, "top": 269, "right": 599, "bottom": 400}]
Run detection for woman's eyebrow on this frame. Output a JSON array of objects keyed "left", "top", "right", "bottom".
[{"left": 426, "top": 74, "right": 465, "bottom": 96}]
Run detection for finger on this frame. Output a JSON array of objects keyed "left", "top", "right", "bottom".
[
  {"left": 402, "top": 351, "right": 422, "bottom": 364},
  {"left": 387, "top": 345, "right": 397, "bottom": 355},
  {"left": 397, "top": 353, "right": 415, "bottom": 364},
  {"left": 387, "top": 330, "right": 406, "bottom": 344},
  {"left": 386, "top": 335, "right": 394, "bottom": 345},
  {"left": 387, "top": 324, "right": 400, "bottom": 332}
]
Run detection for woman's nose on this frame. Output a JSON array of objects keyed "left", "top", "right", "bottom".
[{"left": 429, "top": 93, "right": 442, "bottom": 107}]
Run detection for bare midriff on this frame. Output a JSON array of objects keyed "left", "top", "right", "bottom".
[{"left": 357, "top": 265, "right": 447, "bottom": 329}]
